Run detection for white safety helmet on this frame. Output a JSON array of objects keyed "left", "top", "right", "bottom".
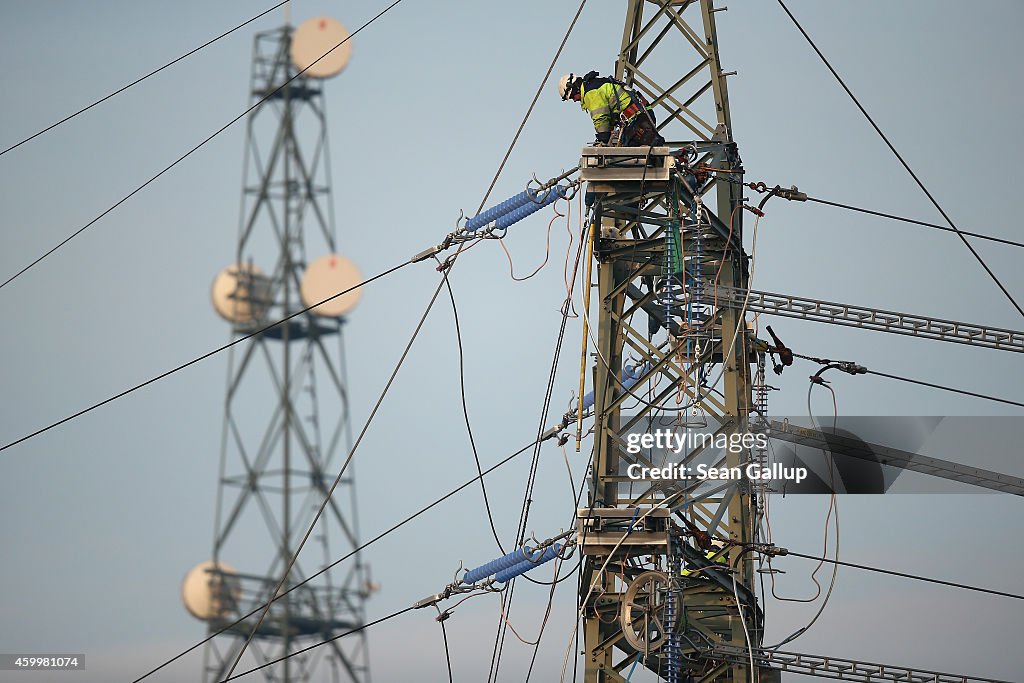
[{"left": 557, "top": 73, "right": 579, "bottom": 101}]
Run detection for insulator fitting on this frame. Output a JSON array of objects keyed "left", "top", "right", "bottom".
[
  {"left": 464, "top": 185, "right": 569, "bottom": 232},
  {"left": 465, "top": 190, "right": 536, "bottom": 231},
  {"left": 494, "top": 186, "right": 568, "bottom": 230},
  {"left": 463, "top": 546, "right": 540, "bottom": 584},
  {"left": 494, "top": 543, "right": 562, "bottom": 583}
]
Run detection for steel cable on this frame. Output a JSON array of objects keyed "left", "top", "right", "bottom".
[
  {"left": 0, "top": 0, "right": 407, "bottom": 292},
  {"left": 0, "top": 2, "right": 288, "bottom": 158},
  {"left": 129, "top": 438, "right": 540, "bottom": 682},
  {"left": 1, "top": 260, "right": 411, "bottom": 455},
  {"left": 777, "top": 0, "right": 1024, "bottom": 318}
]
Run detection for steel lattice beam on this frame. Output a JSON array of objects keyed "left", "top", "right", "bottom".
[
  {"left": 768, "top": 421, "right": 1024, "bottom": 496},
  {"left": 721, "top": 287, "right": 1024, "bottom": 353},
  {"left": 708, "top": 644, "right": 1012, "bottom": 683}
]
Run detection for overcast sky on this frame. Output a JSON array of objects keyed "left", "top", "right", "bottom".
[{"left": 1, "top": 1, "right": 1022, "bottom": 682}]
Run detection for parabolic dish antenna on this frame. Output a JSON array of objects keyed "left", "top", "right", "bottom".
[
  {"left": 290, "top": 17, "right": 352, "bottom": 78},
  {"left": 211, "top": 263, "right": 272, "bottom": 324},
  {"left": 301, "top": 253, "right": 363, "bottom": 317},
  {"left": 181, "top": 561, "right": 242, "bottom": 621}
]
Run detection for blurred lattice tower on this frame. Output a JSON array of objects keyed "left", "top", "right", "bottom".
[{"left": 185, "top": 17, "right": 372, "bottom": 683}]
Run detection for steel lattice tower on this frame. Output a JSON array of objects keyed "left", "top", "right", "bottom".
[
  {"left": 198, "top": 25, "right": 371, "bottom": 683},
  {"left": 577, "top": 1, "right": 764, "bottom": 680}
]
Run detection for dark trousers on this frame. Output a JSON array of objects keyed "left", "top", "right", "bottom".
[{"left": 623, "top": 111, "right": 664, "bottom": 147}]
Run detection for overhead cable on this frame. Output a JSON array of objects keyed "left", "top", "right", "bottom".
[
  {"left": 793, "top": 352, "right": 1024, "bottom": 408},
  {"left": 131, "top": 438, "right": 540, "bottom": 683},
  {"left": 436, "top": 606, "right": 455, "bottom": 683},
  {"left": 489, "top": 298, "right": 574, "bottom": 683},
  {"left": 474, "top": 0, "right": 588, "bottom": 214},
  {"left": 523, "top": 465, "right": 591, "bottom": 682},
  {"left": 442, "top": 268, "right": 508, "bottom": 553},
  {"left": 766, "top": 382, "right": 841, "bottom": 650},
  {"left": 479, "top": 2, "right": 590, "bottom": 678},
  {"left": 0, "top": 0, "right": 406, "bottom": 292},
  {"left": 0, "top": 260, "right": 411, "bottom": 455},
  {"left": 865, "top": 368, "right": 1024, "bottom": 409},
  {"left": 220, "top": 272, "right": 449, "bottom": 681},
  {"left": 738, "top": 177, "right": 1022, "bottom": 249},
  {"left": 784, "top": 550, "right": 1024, "bottom": 601},
  {"left": 0, "top": 2, "right": 288, "bottom": 158},
  {"left": 806, "top": 196, "right": 1024, "bottom": 250},
  {"left": 220, "top": 606, "right": 417, "bottom": 682},
  {"left": 776, "top": 0, "right": 1024, "bottom": 319}
]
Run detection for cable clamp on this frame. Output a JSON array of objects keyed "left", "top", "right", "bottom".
[
  {"left": 410, "top": 244, "right": 444, "bottom": 264},
  {"left": 836, "top": 361, "right": 867, "bottom": 375},
  {"left": 776, "top": 185, "right": 807, "bottom": 202}
]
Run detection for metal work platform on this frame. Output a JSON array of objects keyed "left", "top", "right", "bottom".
[
  {"left": 580, "top": 145, "right": 674, "bottom": 182},
  {"left": 576, "top": 507, "right": 671, "bottom": 557}
]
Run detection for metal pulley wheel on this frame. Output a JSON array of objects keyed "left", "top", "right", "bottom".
[{"left": 620, "top": 570, "right": 675, "bottom": 654}]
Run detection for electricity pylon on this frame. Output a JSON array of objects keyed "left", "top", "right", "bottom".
[{"left": 577, "top": 2, "right": 763, "bottom": 680}]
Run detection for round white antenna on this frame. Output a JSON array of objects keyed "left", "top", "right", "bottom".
[
  {"left": 290, "top": 17, "right": 352, "bottom": 78},
  {"left": 301, "top": 253, "right": 363, "bottom": 317},
  {"left": 211, "top": 263, "right": 271, "bottom": 324},
  {"left": 181, "top": 561, "right": 241, "bottom": 621}
]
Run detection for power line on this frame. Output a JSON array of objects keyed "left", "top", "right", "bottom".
[
  {"left": 488, "top": 303, "right": 574, "bottom": 683},
  {"left": 776, "top": 0, "right": 1024, "bottom": 319},
  {"left": 793, "top": 353, "right": 1024, "bottom": 409},
  {"left": 218, "top": 197, "right": 486, "bottom": 678},
  {"left": 0, "top": 260, "right": 412, "bottom": 455},
  {"left": 0, "top": 0, "right": 407, "bottom": 293},
  {"left": 220, "top": 606, "right": 417, "bottom": 682},
  {"left": 490, "top": 243, "right": 581, "bottom": 681},
  {"left": 131, "top": 438, "right": 540, "bottom": 683},
  {"left": 464, "top": 1, "right": 591, "bottom": 679},
  {"left": 221, "top": 272, "right": 448, "bottom": 681},
  {"left": 728, "top": 175, "right": 1023, "bottom": 250},
  {"left": 0, "top": 2, "right": 288, "bottom": 158},
  {"left": 784, "top": 550, "right": 1024, "bottom": 601},
  {"left": 805, "top": 196, "right": 1024, "bottom": 250},
  {"left": 864, "top": 368, "right": 1024, "bottom": 409},
  {"left": 523, "top": 466, "right": 591, "bottom": 682},
  {"left": 441, "top": 266, "right": 508, "bottom": 553},
  {"left": 474, "top": 0, "right": 588, "bottom": 214},
  {"left": 437, "top": 608, "right": 455, "bottom": 683}
]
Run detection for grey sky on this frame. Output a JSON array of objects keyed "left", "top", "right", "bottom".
[{"left": 1, "top": 1, "right": 1022, "bottom": 681}]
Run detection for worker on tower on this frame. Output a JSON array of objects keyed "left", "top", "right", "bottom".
[
  {"left": 557, "top": 71, "right": 665, "bottom": 147},
  {"left": 680, "top": 538, "right": 729, "bottom": 579}
]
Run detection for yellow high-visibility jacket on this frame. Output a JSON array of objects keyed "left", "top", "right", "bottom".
[
  {"left": 579, "top": 78, "right": 635, "bottom": 136},
  {"left": 681, "top": 549, "right": 728, "bottom": 577}
]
